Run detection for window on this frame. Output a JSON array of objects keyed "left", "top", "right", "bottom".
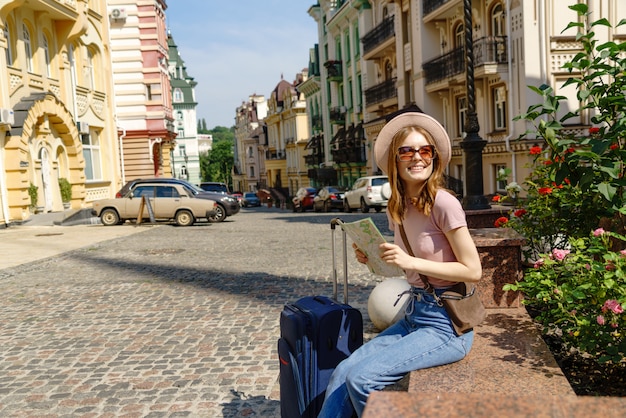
[
  {"left": 173, "top": 88, "right": 183, "bottom": 102},
  {"left": 134, "top": 186, "right": 154, "bottom": 198},
  {"left": 454, "top": 24, "right": 464, "bottom": 49},
  {"left": 457, "top": 96, "right": 467, "bottom": 137},
  {"left": 249, "top": 166, "right": 255, "bottom": 177},
  {"left": 493, "top": 86, "right": 507, "bottom": 130},
  {"left": 23, "top": 24, "right": 32, "bottom": 72},
  {"left": 491, "top": 3, "right": 506, "bottom": 37},
  {"left": 82, "top": 131, "right": 102, "bottom": 181},
  {"left": 495, "top": 164, "right": 508, "bottom": 192},
  {"left": 86, "top": 48, "right": 95, "bottom": 89},
  {"left": 156, "top": 186, "right": 180, "bottom": 198},
  {"left": 4, "top": 25, "right": 13, "bottom": 66},
  {"left": 247, "top": 146, "right": 253, "bottom": 158},
  {"left": 42, "top": 34, "right": 51, "bottom": 77},
  {"left": 344, "top": 30, "right": 351, "bottom": 63},
  {"left": 146, "top": 83, "right": 162, "bottom": 101}
]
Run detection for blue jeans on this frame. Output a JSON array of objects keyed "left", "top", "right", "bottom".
[{"left": 317, "top": 287, "right": 474, "bottom": 418}]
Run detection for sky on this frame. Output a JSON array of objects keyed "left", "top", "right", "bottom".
[{"left": 165, "top": 1, "right": 318, "bottom": 129}]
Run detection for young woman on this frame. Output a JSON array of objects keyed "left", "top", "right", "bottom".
[{"left": 318, "top": 112, "right": 482, "bottom": 418}]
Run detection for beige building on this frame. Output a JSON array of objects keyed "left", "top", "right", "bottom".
[
  {"left": 233, "top": 94, "right": 267, "bottom": 193},
  {"left": 264, "top": 73, "right": 310, "bottom": 201},
  {"left": 0, "top": 0, "right": 121, "bottom": 225},
  {"left": 305, "top": 0, "right": 626, "bottom": 200},
  {"left": 108, "top": 0, "right": 175, "bottom": 184}
]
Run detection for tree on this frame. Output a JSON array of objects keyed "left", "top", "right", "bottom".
[{"left": 199, "top": 126, "right": 235, "bottom": 185}]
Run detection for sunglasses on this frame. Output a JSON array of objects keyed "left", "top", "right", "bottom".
[{"left": 397, "top": 145, "right": 436, "bottom": 162}]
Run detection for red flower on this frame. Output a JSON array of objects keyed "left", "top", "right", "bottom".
[
  {"left": 494, "top": 216, "right": 509, "bottom": 228},
  {"left": 492, "top": 195, "right": 502, "bottom": 202},
  {"left": 514, "top": 209, "right": 527, "bottom": 217},
  {"left": 530, "top": 146, "right": 543, "bottom": 155},
  {"left": 589, "top": 127, "right": 600, "bottom": 134},
  {"left": 565, "top": 147, "right": 575, "bottom": 154},
  {"left": 544, "top": 160, "right": 553, "bottom": 165},
  {"left": 564, "top": 178, "right": 571, "bottom": 185},
  {"left": 538, "top": 187, "right": 553, "bottom": 195},
  {"left": 610, "top": 143, "right": 619, "bottom": 150}
]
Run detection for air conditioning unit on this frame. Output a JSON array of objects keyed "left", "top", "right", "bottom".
[
  {"left": 110, "top": 8, "right": 127, "bottom": 20},
  {"left": 0, "top": 108, "right": 14, "bottom": 126},
  {"left": 77, "top": 121, "right": 90, "bottom": 134}
]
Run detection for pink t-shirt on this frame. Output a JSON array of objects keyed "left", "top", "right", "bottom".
[{"left": 388, "top": 190, "right": 467, "bottom": 288}]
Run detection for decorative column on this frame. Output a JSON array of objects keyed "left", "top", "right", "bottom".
[{"left": 460, "top": 0, "right": 490, "bottom": 210}]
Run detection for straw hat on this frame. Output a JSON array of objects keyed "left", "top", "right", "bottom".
[{"left": 374, "top": 112, "right": 451, "bottom": 175}]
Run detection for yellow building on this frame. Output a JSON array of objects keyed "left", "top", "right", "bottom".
[
  {"left": 264, "top": 73, "right": 310, "bottom": 202},
  {"left": 0, "top": 0, "right": 121, "bottom": 225}
]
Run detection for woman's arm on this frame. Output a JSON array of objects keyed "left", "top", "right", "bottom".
[{"left": 378, "top": 226, "right": 482, "bottom": 283}]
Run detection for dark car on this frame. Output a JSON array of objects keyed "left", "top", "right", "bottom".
[
  {"left": 313, "top": 186, "right": 346, "bottom": 212},
  {"left": 115, "top": 178, "right": 239, "bottom": 222},
  {"left": 292, "top": 187, "right": 317, "bottom": 212},
  {"left": 241, "top": 192, "right": 261, "bottom": 207}
]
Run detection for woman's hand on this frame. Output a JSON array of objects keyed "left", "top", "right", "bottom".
[
  {"left": 352, "top": 243, "right": 368, "bottom": 264},
  {"left": 379, "top": 242, "right": 414, "bottom": 271}
]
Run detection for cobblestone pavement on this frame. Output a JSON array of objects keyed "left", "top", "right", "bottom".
[{"left": 0, "top": 208, "right": 390, "bottom": 417}]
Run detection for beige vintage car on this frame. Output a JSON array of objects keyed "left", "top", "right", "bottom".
[{"left": 92, "top": 183, "right": 217, "bottom": 226}]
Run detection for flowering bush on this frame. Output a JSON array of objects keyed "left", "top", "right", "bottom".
[
  {"left": 502, "top": 4, "right": 626, "bottom": 365},
  {"left": 504, "top": 229, "right": 626, "bottom": 364}
]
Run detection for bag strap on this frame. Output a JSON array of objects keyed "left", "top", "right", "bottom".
[{"left": 398, "top": 223, "right": 433, "bottom": 292}]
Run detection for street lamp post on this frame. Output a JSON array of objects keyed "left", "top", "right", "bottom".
[{"left": 460, "top": 0, "right": 490, "bottom": 210}]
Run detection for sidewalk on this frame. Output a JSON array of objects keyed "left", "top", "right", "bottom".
[{"left": 0, "top": 212, "right": 155, "bottom": 270}]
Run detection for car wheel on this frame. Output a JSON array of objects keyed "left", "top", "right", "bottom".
[
  {"left": 324, "top": 200, "right": 331, "bottom": 212},
  {"left": 209, "top": 204, "right": 226, "bottom": 223},
  {"left": 375, "top": 207, "right": 383, "bottom": 213},
  {"left": 175, "top": 209, "right": 195, "bottom": 226},
  {"left": 100, "top": 208, "right": 120, "bottom": 226},
  {"left": 343, "top": 200, "right": 352, "bottom": 213},
  {"left": 360, "top": 198, "right": 370, "bottom": 213}
]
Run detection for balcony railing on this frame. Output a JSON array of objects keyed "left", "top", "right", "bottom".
[
  {"left": 364, "top": 77, "right": 397, "bottom": 106},
  {"left": 324, "top": 60, "right": 343, "bottom": 81},
  {"left": 423, "top": 37, "right": 508, "bottom": 85},
  {"left": 362, "top": 16, "right": 395, "bottom": 55},
  {"left": 266, "top": 150, "right": 286, "bottom": 160},
  {"left": 329, "top": 106, "right": 347, "bottom": 124},
  {"left": 423, "top": 0, "right": 454, "bottom": 16}
]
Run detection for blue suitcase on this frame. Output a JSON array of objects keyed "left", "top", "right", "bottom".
[{"left": 278, "top": 218, "right": 364, "bottom": 418}]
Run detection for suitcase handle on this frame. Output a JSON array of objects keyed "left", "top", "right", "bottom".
[{"left": 331, "top": 218, "right": 349, "bottom": 304}]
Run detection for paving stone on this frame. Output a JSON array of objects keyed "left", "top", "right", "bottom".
[{"left": 0, "top": 209, "right": 383, "bottom": 417}]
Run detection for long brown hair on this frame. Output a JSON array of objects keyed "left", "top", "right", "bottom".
[{"left": 386, "top": 126, "right": 447, "bottom": 224}]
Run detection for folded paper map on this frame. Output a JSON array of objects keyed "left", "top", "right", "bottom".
[{"left": 336, "top": 218, "right": 404, "bottom": 277}]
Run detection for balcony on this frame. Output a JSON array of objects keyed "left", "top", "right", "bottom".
[
  {"left": 423, "top": 0, "right": 454, "bottom": 16},
  {"left": 266, "top": 150, "right": 286, "bottom": 160},
  {"left": 362, "top": 16, "right": 395, "bottom": 60},
  {"left": 324, "top": 60, "right": 343, "bottom": 82},
  {"left": 331, "top": 124, "right": 366, "bottom": 165},
  {"left": 423, "top": 37, "right": 508, "bottom": 85},
  {"left": 329, "top": 106, "right": 347, "bottom": 125},
  {"left": 364, "top": 78, "right": 397, "bottom": 107}
]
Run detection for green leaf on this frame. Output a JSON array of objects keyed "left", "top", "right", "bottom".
[
  {"left": 598, "top": 182, "right": 617, "bottom": 201},
  {"left": 591, "top": 18, "right": 611, "bottom": 28}
]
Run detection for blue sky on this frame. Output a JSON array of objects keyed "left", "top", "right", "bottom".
[{"left": 165, "top": 1, "right": 318, "bottom": 129}]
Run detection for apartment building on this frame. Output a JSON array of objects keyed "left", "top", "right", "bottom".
[
  {"left": 264, "top": 73, "right": 310, "bottom": 199},
  {"left": 0, "top": 0, "right": 120, "bottom": 225},
  {"left": 233, "top": 94, "right": 268, "bottom": 193},
  {"left": 108, "top": 0, "right": 175, "bottom": 183},
  {"left": 168, "top": 31, "right": 201, "bottom": 185},
  {"left": 305, "top": 0, "right": 626, "bottom": 200}
]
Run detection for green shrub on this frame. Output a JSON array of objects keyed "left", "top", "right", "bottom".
[
  {"left": 58, "top": 178, "right": 72, "bottom": 203},
  {"left": 28, "top": 183, "right": 38, "bottom": 210}
]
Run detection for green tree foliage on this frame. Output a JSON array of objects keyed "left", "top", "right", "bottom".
[{"left": 199, "top": 126, "right": 235, "bottom": 186}]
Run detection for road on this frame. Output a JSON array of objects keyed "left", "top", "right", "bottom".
[{"left": 0, "top": 207, "right": 390, "bottom": 417}]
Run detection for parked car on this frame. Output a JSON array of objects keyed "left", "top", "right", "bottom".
[
  {"left": 199, "top": 182, "right": 230, "bottom": 194},
  {"left": 115, "top": 178, "right": 239, "bottom": 222},
  {"left": 343, "top": 175, "right": 389, "bottom": 213},
  {"left": 241, "top": 192, "right": 261, "bottom": 207},
  {"left": 292, "top": 187, "right": 317, "bottom": 212},
  {"left": 313, "top": 186, "right": 346, "bottom": 212},
  {"left": 92, "top": 183, "right": 217, "bottom": 226}
]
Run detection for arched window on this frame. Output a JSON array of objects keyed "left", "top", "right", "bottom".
[
  {"left": 491, "top": 4, "right": 506, "bottom": 36},
  {"left": 5, "top": 24, "right": 13, "bottom": 66},
  {"left": 23, "top": 24, "right": 33, "bottom": 72},
  {"left": 174, "top": 88, "right": 183, "bottom": 102},
  {"left": 42, "top": 34, "right": 51, "bottom": 77},
  {"left": 454, "top": 23, "right": 464, "bottom": 49},
  {"left": 86, "top": 48, "right": 95, "bottom": 89}
]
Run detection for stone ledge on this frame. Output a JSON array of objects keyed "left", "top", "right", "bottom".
[
  {"left": 408, "top": 308, "right": 572, "bottom": 395},
  {"left": 363, "top": 392, "right": 626, "bottom": 417}
]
